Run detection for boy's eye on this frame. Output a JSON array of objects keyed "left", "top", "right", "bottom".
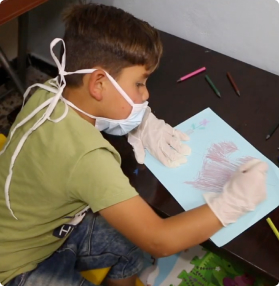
[{"left": 136, "top": 82, "right": 145, "bottom": 87}]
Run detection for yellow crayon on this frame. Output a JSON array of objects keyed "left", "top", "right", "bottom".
[{"left": 266, "top": 217, "right": 279, "bottom": 240}]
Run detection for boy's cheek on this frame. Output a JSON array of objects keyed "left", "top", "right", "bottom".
[{"left": 122, "top": 105, "right": 133, "bottom": 118}]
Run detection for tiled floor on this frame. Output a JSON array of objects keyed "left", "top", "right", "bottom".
[{"left": 0, "top": 66, "right": 50, "bottom": 135}]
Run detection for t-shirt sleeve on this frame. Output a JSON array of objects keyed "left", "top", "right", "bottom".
[{"left": 67, "top": 148, "right": 138, "bottom": 212}]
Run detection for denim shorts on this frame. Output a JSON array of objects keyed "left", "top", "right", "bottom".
[{"left": 6, "top": 210, "right": 143, "bottom": 286}]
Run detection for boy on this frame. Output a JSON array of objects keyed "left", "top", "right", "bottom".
[{"left": 0, "top": 3, "right": 267, "bottom": 286}]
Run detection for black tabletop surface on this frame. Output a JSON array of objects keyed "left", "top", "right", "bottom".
[{"left": 104, "top": 31, "right": 279, "bottom": 283}]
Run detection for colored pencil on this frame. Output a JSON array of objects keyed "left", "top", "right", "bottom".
[
  {"left": 205, "top": 75, "right": 221, "bottom": 98},
  {"left": 266, "top": 121, "right": 279, "bottom": 140},
  {"left": 266, "top": 217, "right": 279, "bottom": 240},
  {"left": 177, "top": 67, "right": 206, "bottom": 83},
  {"left": 227, "top": 72, "right": 240, "bottom": 96}
]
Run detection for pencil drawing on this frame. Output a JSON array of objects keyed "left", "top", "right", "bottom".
[
  {"left": 185, "top": 141, "right": 253, "bottom": 192},
  {"left": 186, "top": 119, "right": 209, "bottom": 135}
]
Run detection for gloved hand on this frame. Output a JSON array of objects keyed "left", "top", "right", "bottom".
[
  {"left": 127, "top": 107, "right": 191, "bottom": 167},
  {"left": 203, "top": 159, "right": 268, "bottom": 226}
]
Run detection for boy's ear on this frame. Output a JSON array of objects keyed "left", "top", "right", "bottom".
[{"left": 88, "top": 70, "right": 107, "bottom": 101}]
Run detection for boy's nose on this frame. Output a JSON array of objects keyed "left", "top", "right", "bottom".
[{"left": 142, "top": 89, "right": 149, "bottom": 102}]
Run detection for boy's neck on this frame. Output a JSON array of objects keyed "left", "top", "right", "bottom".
[{"left": 63, "top": 86, "right": 96, "bottom": 125}]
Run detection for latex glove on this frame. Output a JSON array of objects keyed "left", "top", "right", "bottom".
[
  {"left": 203, "top": 159, "right": 268, "bottom": 226},
  {"left": 128, "top": 107, "right": 191, "bottom": 167}
]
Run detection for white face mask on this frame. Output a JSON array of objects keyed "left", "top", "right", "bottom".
[
  {"left": 0, "top": 38, "right": 148, "bottom": 219},
  {"left": 64, "top": 70, "right": 148, "bottom": 136}
]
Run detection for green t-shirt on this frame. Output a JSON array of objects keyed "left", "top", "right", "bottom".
[{"left": 0, "top": 86, "right": 138, "bottom": 285}]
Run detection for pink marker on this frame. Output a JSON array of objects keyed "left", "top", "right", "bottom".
[{"left": 177, "top": 67, "right": 206, "bottom": 83}]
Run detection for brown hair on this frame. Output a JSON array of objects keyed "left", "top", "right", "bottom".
[{"left": 62, "top": 2, "right": 163, "bottom": 87}]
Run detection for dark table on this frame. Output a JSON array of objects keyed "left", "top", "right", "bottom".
[{"left": 104, "top": 31, "right": 279, "bottom": 284}]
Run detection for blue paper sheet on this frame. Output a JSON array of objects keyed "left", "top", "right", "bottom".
[{"left": 145, "top": 108, "right": 279, "bottom": 247}]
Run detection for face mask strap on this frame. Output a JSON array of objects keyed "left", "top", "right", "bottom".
[
  {"left": 65, "top": 69, "right": 135, "bottom": 107},
  {"left": 22, "top": 83, "right": 59, "bottom": 107},
  {"left": 4, "top": 86, "right": 67, "bottom": 219},
  {"left": 5, "top": 106, "right": 54, "bottom": 219},
  {"left": 48, "top": 103, "right": 69, "bottom": 123},
  {"left": 50, "top": 38, "right": 66, "bottom": 81},
  {"left": 104, "top": 72, "right": 134, "bottom": 106},
  {"left": 0, "top": 97, "right": 54, "bottom": 158},
  {"left": 3, "top": 81, "right": 60, "bottom": 155},
  {"left": 3, "top": 38, "right": 68, "bottom": 219}
]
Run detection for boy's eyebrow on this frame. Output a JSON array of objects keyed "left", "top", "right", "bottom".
[{"left": 142, "top": 72, "right": 150, "bottom": 79}]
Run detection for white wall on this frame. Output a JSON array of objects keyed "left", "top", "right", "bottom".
[
  {"left": 14, "top": 0, "right": 279, "bottom": 75},
  {"left": 112, "top": 0, "right": 279, "bottom": 75}
]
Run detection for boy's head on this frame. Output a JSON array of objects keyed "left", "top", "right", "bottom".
[
  {"left": 62, "top": 2, "right": 163, "bottom": 87},
  {"left": 61, "top": 3, "right": 163, "bottom": 123}
]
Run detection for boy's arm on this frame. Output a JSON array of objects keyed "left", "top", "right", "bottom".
[
  {"left": 100, "top": 196, "right": 221, "bottom": 257},
  {"left": 100, "top": 159, "right": 268, "bottom": 257}
]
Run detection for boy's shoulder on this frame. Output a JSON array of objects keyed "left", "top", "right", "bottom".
[{"left": 12, "top": 83, "right": 120, "bottom": 163}]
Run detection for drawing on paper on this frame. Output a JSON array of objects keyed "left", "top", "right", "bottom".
[
  {"left": 186, "top": 119, "right": 209, "bottom": 135},
  {"left": 144, "top": 108, "right": 279, "bottom": 246},
  {"left": 185, "top": 141, "right": 253, "bottom": 192}
]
